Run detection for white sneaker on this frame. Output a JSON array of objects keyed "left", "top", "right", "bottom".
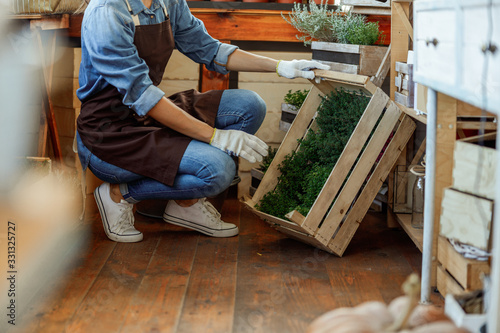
[
  {"left": 163, "top": 198, "right": 239, "bottom": 237},
  {"left": 94, "top": 183, "right": 143, "bottom": 243}
]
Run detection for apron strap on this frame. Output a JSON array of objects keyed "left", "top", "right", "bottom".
[
  {"left": 160, "top": 2, "right": 168, "bottom": 18},
  {"left": 124, "top": 0, "right": 169, "bottom": 27}
]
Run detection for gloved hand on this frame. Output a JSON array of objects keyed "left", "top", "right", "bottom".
[
  {"left": 276, "top": 59, "right": 330, "bottom": 80},
  {"left": 210, "top": 129, "right": 269, "bottom": 163}
]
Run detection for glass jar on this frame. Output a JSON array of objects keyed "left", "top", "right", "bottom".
[{"left": 410, "top": 165, "right": 425, "bottom": 229}]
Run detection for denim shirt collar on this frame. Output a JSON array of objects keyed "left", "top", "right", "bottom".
[{"left": 127, "top": 0, "right": 163, "bottom": 15}]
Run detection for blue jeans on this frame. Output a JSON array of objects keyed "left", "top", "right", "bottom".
[{"left": 77, "top": 89, "right": 266, "bottom": 203}]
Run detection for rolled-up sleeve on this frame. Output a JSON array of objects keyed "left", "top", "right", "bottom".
[
  {"left": 81, "top": 6, "right": 164, "bottom": 116},
  {"left": 171, "top": 0, "right": 238, "bottom": 75},
  {"left": 212, "top": 43, "right": 239, "bottom": 74}
]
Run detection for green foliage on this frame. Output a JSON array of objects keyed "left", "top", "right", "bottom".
[
  {"left": 334, "top": 11, "right": 382, "bottom": 45},
  {"left": 256, "top": 88, "right": 370, "bottom": 219},
  {"left": 282, "top": 1, "right": 383, "bottom": 45},
  {"left": 283, "top": 89, "right": 310, "bottom": 109},
  {"left": 259, "top": 146, "right": 278, "bottom": 173}
]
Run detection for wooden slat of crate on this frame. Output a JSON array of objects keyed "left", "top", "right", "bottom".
[
  {"left": 359, "top": 46, "right": 389, "bottom": 76},
  {"left": 395, "top": 91, "right": 411, "bottom": 106},
  {"left": 300, "top": 88, "right": 389, "bottom": 234},
  {"left": 248, "top": 208, "right": 309, "bottom": 234},
  {"left": 327, "top": 115, "right": 416, "bottom": 256},
  {"left": 247, "top": 85, "right": 324, "bottom": 208},
  {"left": 440, "top": 188, "right": 493, "bottom": 251},
  {"left": 312, "top": 43, "right": 388, "bottom": 76},
  {"left": 437, "top": 264, "right": 466, "bottom": 297},
  {"left": 370, "top": 44, "right": 391, "bottom": 88},
  {"left": 342, "top": 0, "right": 391, "bottom": 8},
  {"left": 452, "top": 141, "right": 496, "bottom": 200},
  {"left": 275, "top": 226, "right": 332, "bottom": 253},
  {"left": 437, "top": 236, "right": 490, "bottom": 291},
  {"left": 313, "top": 70, "right": 378, "bottom": 96},
  {"left": 315, "top": 100, "right": 403, "bottom": 244},
  {"left": 317, "top": 60, "right": 359, "bottom": 75}
]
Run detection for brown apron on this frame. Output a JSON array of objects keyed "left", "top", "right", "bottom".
[{"left": 76, "top": 0, "right": 223, "bottom": 187}]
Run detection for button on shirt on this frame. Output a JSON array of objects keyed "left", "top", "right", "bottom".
[{"left": 77, "top": 0, "right": 238, "bottom": 116}]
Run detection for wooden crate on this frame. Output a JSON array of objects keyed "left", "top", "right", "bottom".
[
  {"left": 279, "top": 103, "right": 298, "bottom": 132},
  {"left": 394, "top": 61, "right": 414, "bottom": 107},
  {"left": 452, "top": 141, "right": 496, "bottom": 201},
  {"left": 249, "top": 168, "right": 264, "bottom": 197},
  {"left": 243, "top": 70, "right": 416, "bottom": 256},
  {"left": 437, "top": 236, "right": 490, "bottom": 291},
  {"left": 437, "top": 264, "right": 466, "bottom": 297},
  {"left": 312, "top": 42, "right": 388, "bottom": 77},
  {"left": 440, "top": 187, "right": 493, "bottom": 251}
]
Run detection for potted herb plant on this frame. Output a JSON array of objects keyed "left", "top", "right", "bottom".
[
  {"left": 282, "top": 1, "right": 387, "bottom": 76},
  {"left": 280, "top": 89, "right": 309, "bottom": 132}
]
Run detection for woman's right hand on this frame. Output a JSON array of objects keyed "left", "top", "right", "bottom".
[{"left": 210, "top": 129, "right": 268, "bottom": 163}]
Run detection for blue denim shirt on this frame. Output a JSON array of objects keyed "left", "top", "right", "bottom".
[{"left": 76, "top": 0, "right": 238, "bottom": 116}]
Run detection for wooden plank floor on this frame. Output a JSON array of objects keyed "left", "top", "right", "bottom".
[{"left": 19, "top": 197, "right": 442, "bottom": 333}]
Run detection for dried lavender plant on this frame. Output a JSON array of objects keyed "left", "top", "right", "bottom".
[
  {"left": 282, "top": 1, "right": 382, "bottom": 46},
  {"left": 282, "top": 1, "right": 338, "bottom": 45}
]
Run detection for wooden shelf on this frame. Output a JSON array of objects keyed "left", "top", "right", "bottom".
[
  {"left": 11, "top": 14, "right": 69, "bottom": 30},
  {"left": 396, "top": 102, "right": 427, "bottom": 124},
  {"left": 66, "top": 4, "right": 391, "bottom": 43},
  {"left": 395, "top": 213, "right": 423, "bottom": 252}
]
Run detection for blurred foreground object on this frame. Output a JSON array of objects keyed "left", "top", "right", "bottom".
[
  {"left": 0, "top": 162, "right": 88, "bottom": 332},
  {"left": 0, "top": 13, "right": 88, "bottom": 331},
  {"left": 307, "top": 274, "right": 469, "bottom": 332},
  {"left": 9, "top": 0, "right": 88, "bottom": 14}
]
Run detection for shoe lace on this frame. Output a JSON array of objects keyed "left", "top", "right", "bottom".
[
  {"left": 200, "top": 198, "right": 222, "bottom": 225},
  {"left": 114, "top": 201, "right": 135, "bottom": 233}
]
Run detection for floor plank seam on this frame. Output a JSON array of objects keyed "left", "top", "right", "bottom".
[
  {"left": 118, "top": 236, "right": 162, "bottom": 333},
  {"left": 66, "top": 239, "right": 118, "bottom": 326},
  {"left": 172, "top": 234, "right": 200, "bottom": 333}
]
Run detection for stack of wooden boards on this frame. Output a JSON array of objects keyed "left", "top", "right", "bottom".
[
  {"left": 394, "top": 61, "right": 414, "bottom": 108},
  {"left": 244, "top": 70, "right": 415, "bottom": 256},
  {"left": 437, "top": 141, "right": 494, "bottom": 295}
]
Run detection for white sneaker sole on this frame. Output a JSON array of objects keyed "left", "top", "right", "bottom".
[
  {"left": 94, "top": 186, "right": 143, "bottom": 243},
  {"left": 163, "top": 213, "right": 239, "bottom": 238}
]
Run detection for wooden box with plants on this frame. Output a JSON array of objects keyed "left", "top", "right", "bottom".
[
  {"left": 283, "top": 1, "right": 389, "bottom": 76},
  {"left": 280, "top": 89, "right": 309, "bottom": 132},
  {"left": 249, "top": 147, "right": 277, "bottom": 197},
  {"left": 243, "top": 70, "right": 416, "bottom": 256}
]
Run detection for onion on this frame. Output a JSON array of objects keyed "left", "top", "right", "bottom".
[
  {"left": 408, "top": 304, "right": 450, "bottom": 328},
  {"left": 307, "top": 301, "right": 393, "bottom": 333},
  {"left": 388, "top": 296, "right": 410, "bottom": 322},
  {"left": 410, "top": 321, "right": 470, "bottom": 333},
  {"left": 307, "top": 309, "right": 367, "bottom": 333},
  {"left": 353, "top": 301, "right": 394, "bottom": 329}
]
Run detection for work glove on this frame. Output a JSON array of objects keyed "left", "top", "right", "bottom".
[
  {"left": 210, "top": 129, "right": 268, "bottom": 163},
  {"left": 276, "top": 59, "right": 330, "bottom": 80}
]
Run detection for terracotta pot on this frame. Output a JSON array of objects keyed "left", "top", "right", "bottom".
[
  {"left": 242, "top": 0, "right": 269, "bottom": 2},
  {"left": 277, "top": 0, "right": 296, "bottom": 3}
]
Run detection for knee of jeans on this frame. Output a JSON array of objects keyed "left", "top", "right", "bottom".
[
  {"left": 246, "top": 90, "right": 267, "bottom": 128},
  {"left": 202, "top": 155, "right": 236, "bottom": 197}
]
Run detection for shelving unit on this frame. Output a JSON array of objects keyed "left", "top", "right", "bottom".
[
  {"left": 388, "top": 1, "right": 498, "bottom": 309},
  {"left": 394, "top": 213, "right": 423, "bottom": 252}
]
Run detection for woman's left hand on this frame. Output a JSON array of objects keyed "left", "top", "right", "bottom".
[{"left": 276, "top": 60, "right": 330, "bottom": 80}]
